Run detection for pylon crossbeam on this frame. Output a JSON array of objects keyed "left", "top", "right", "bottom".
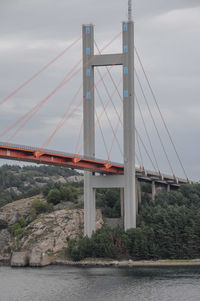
[{"left": 91, "top": 54, "right": 123, "bottom": 67}]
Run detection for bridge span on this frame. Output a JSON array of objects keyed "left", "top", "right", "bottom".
[{"left": 0, "top": 141, "right": 188, "bottom": 190}]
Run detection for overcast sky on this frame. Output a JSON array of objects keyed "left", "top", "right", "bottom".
[{"left": 0, "top": 0, "right": 199, "bottom": 181}]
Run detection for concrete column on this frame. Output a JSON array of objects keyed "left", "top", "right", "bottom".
[
  {"left": 152, "top": 181, "right": 156, "bottom": 201},
  {"left": 123, "top": 21, "right": 136, "bottom": 230},
  {"left": 138, "top": 181, "right": 142, "bottom": 204},
  {"left": 120, "top": 188, "right": 124, "bottom": 218},
  {"left": 167, "top": 184, "right": 171, "bottom": 192},
  {"left": 82, "top": 25, "right": 96, "bottom": 237},
  {"left": 136, "top": 179, "right": 142, "bottom": 214}
]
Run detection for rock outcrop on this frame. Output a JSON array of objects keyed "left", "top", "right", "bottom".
[
  {"left": 67, "top": 176, "right": 84, "bottom": 183},
  {"left": 29, "top": 250, "right": 51, "bottom": 267},
  {"left": 0, "top": 229, "right": 11, "bottom": 253},
  {"left": 20, "top": 209, "right": 103, "bottom": 255},
  {"left": 0, "top": 197, "right": 104, "bottom": 263},
  {"left": 0, "top": 195, "right": 43, "bottom": 226},
  {"left": 11, "top": 252, "right": 29, "bottom": 267},
  {"left": 10, "top": 251, "right": 51, "bottom": 267}
]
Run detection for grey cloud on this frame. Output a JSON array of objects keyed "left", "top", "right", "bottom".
[{"left": 0, "top": 0, "right": 199, "bottom": 180}]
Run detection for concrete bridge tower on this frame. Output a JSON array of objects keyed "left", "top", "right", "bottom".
[{"left": 83, "top": 1, "right": 136, "bottom": 237}]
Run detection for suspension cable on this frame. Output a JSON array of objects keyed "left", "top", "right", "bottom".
[
  {"left": 94, "top": 40, "right": 123, "bottom": 127},
  {"left": 77, "top": 76, "right": 123, "bottom": 157},
  {"left": 94, "top": 40, "right": 158, "bottom": 170},
  {"left": 41, "top": 33, "right": 123, "bottom": 151},
  {"left": 107, "top": 106, "right": 123, "bottom": 162},
  {"left": 136, "top": 131, "right": 144, "bottom": 169},
  {"left": 135, "top": 46, "right": 188, "bottom": 180},
  {"left": 3, "top": 58, "right": 82, "bottom": 141},
  {"left": 95, "top": 110, "right": 110, "bottom": 158},
  {"left": 135, "top": 68, "right": 175, "bottom": 177},
  {"left": 2, "top": 31, "right": 122, "bottom": 141},
  {"left": 135, "top": 128, "right": 157, "bottom": 172},
  {"left": 39, "top": 82, "right": 83, "bottom": 149},
  {"left": 95, "top": 86, "right": 123, "bottom": 156},
  {"left": 41, "top": 99, "right": 83, "bottom": 150},
  {"left": 0, "top": 35, "right": 82, "bottom": 106},
  {"left": 135, "top": 93, "right": 160, "bottom": 173}
]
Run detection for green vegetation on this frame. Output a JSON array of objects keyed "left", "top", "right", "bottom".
[
  {"left": 46, "top": 184, "right": 78, "bottom": 205},
  {"left": 67, "top": 184, "right": 200, "bottom": 261},
  {"left": 9, "top": 217, "right": 28, "bottom": 240},
  {"left": 0, "top": 219, "right": 8, "bottom": 230},
  {"left": 30, "top": 199, "right": 53, "bottom": 217},
  {"left": 0, "top": 164, "right": 78, "bottom": 207},
  {"left": 96, "top": 188, "right": 121, "bottom": 218},
  {"left": 1, "top": 163, "right": 199, "bottom": 262}
]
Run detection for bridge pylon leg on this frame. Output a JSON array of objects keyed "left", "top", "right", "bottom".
[
  {"left": 123, "top": 21, "right": 136, "bottom": 230},
  {"left": 83, "top": 24, "right": 96, "bottom": 237},
  {"left": 84, "top": 172, "right": 96, "bottom": 237}
]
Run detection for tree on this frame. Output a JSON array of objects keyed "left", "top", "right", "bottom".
[{"left": 47, "top": 188, "right": 61, "bottom": 205}]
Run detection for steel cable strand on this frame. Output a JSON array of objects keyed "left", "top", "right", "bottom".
[
  {"left": 40, "top": 32, "right": 123, "bottom": 152},
  {"left": 135, "top": 128, "right": 157, "bottom": 172},
  {"left": 1, "top": 31, "right": 122, "bottom": 141},
  {"left": 94, "top": 40, "right": 123, "bottom": 127},
  {"left": 95, "top": 40, "right": 157, "bottom": 171},
  {"left": 1, "top": 58, "right": 83, "bottom": 140},
  {"left": 77, "top": 75, "right": 123, "bottom": 157},
  {"left": 0, "top": 35, "right": 82, "bottom": 106},
  {"left": 136, "top": 130, "right": 144, "bottom": 169},
  {"left": 135, "top": 93, "right": 160, "bottom": 173},
  {"left": 95, "top": 110, "right": 110, "bottom": 158},
  {"left": 39, "top": 83, "right": 83, "bottom": 150},
  {"left": 135, "top": 46, "right": 188, "bottom": 180},
  {"left": 106, "top": 106, "right": 123, "bottom": 162},
  {"left": 135, "top": 68, "right": 175, "bottom": 177},
  {"left": 95, "top": 86, "right": 123, "bottom": 156},
  {"left": 41, "top": 32, "right": 121, "bottom": 153}
]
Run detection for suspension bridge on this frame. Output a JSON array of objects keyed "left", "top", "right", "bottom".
[{"left": 0, "top": 3, "right": 190, "bottom": 236}]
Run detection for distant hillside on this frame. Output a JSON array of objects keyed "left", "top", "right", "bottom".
[{"left": 0, "top": 164, "right": 79, "bottom": 207}]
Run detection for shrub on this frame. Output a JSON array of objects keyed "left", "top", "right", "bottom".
[
  {"left": 47, "top": 188, "right": 62, "bottom": 205},
  {"left": 31, "top": 199, "right": 53, "bottom": 215},
  {"left": 9, "top": 222, "right": 28, "bottom": 240},
  {"left": 67, "top": 236, "right": 94, "bottom": 261},
  {"left": 0, "top": 219, "right": 8, "bottom": 230},
  {"left": 67, "top": 226, "right": 126, "bottom": 261},
  {"left": 96, "top": 188, "right": 121, "bottom": 218},
  {"left": 60, "top": 186, "right": 78, "bottom": 202}
]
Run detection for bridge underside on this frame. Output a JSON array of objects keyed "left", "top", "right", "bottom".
[{"left": 0, "top": 142, "right": 188, "bottom": 188}]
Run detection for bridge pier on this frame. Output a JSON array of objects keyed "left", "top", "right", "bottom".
[
  {"left": 120, "top": 188, "right": 124, "bottom": 218},
  {"left": 152, "top": 181, "right": 156, "bottom": 201},
  {"left": 84, "top": 172, "right": 96, "bottom": 237},
  {"left": 136, "top": 180, "right": 142, "bottom": 213}
]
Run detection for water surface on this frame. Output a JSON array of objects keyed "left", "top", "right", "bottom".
[{"left": 0, "top": 265, "right": 200, "bottom": 301}]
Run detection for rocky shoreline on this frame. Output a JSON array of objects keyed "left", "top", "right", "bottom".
[
  {"left": 1, "top": 254, "right": 200, "bottom": 268},
  {"left": 51, "top": 259, "right": 200, "bottom": 268}
]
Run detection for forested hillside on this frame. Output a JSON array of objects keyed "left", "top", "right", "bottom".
[
  {"left": 67, "top": 184, "right": 200, "bottom": 261},
  {"left": 0, "top": 164, "right": 78, "bottom": 207},
  {"left": 1, "top": 164, "right": 200, "bottom": 262}
]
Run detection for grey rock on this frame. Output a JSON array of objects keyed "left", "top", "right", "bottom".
[
  {"left": 11, "top": 252, "right": 29, "bottom": 267},
  {"left": 0, "top": 229, "right": 11, "bottom": 255},
  {"left": 66, "top": 176, "right": 84, "bottom": 183},
  {"left": 0, "top": 195, "right": 43, "bottom": 226},
  {"left": 21, "top": 209, "right": 103, "bottom": 255},
  {"left": 29, "top": 250, "right": 51, "bottom": 267}
]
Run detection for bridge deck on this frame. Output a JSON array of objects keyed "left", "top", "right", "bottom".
[{"left": 0, "top": 142, "right": 189, "bottom": 187}]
